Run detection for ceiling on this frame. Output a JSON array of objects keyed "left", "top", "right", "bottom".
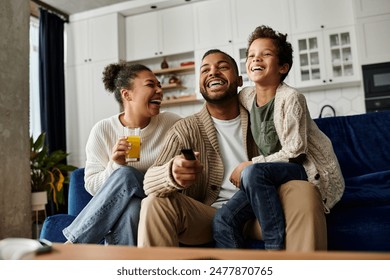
[
  {"left": 39, "top": 0, "right": 133, "bottom": 15},
  {"left": 37, "top": 0, "right": 203, "bottom": 16}
]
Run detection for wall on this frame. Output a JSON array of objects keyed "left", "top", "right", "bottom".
[{"left": 0, "top": 0, "right": 31, "bottom": 239}]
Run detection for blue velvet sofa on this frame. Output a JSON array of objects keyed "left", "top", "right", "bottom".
[{"left": 40, "top": 110, "right": 390, "bottom": 251}]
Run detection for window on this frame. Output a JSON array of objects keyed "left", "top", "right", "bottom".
[{"left": 29, "top": 16, "right": 41, "bottom": 139}]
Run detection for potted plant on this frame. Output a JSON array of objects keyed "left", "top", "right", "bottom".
[{"left": 30, "top": 132, "right": 77, "bottom": 211}]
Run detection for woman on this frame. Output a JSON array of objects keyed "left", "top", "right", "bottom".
[{"left": 62, "top": 62, "right": 181, "bottom": 245}]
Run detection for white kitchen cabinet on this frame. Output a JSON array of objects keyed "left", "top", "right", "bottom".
[
  {"left": 355, "top": 14, "right": 390, "bottom": 65},
  {"left": 193, "top": 0, "right": 233, "bottom": 50},
  {"left": 160, "top": 5, "right": 194, "bottom": 56},
  {"left": 66, "top": 60, "right": 120, "bottom": 167},
  {"left": 66, "top": 13, "right": 125, "bottom": 166},
  {"left": 353, "top": 0, "right": 390, "bottom": 18},
  {"left": 231, "top": 0, "right": 290, "bottom": 44},
  {"left": 126, "top": 5, "right": 194, "bottom": 61},
  {"left": 288, "top": 0, "right": 354, "bottom": 34},
  {"left": 292, "top": 27, "right": 360, "bottom": 90},
  {"left": 67, "top": 13, "right": 125, "bottom": 66}
]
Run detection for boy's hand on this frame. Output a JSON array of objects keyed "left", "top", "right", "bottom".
[
  {"left": 230, "top": 161, "right": 252, "bottom": 188},
  {"left": 172, "top": 152, "right": 202, "bottom": 189}
]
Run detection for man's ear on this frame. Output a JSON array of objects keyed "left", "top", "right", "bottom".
[
  {"left": 237, "top": 75, "right": 243, "bottom": 87},
  {"left": 280, "top": 63, "right": 290, "bottom": 75}
]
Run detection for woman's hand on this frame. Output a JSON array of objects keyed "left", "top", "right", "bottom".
[
  {"left": 111, "top": 137, "right": 130, "bottom": 165},
  {"left": 172, "top": 152, "right": 203, "bottom": 189},
  {"left": 229, "top": 161, "right": 252, "bottom": 188}
]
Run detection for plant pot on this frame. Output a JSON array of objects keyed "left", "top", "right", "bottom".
[{"left": 31, "top": 191, "right": 48, "bottom": 211}]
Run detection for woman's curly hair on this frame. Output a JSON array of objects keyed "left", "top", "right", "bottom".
[{"left": 102, "top": 62, "right": 152, "bottom": 105}]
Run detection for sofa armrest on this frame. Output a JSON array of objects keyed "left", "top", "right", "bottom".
[{"left": 68, "top": 168, "right": 92, "bottom": 216}]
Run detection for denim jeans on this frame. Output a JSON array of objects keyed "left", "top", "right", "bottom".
[
  {"left": 213, "top": 162, "right": 307, "bottom": 250},
  {"left": 63, "top": 166, "right": 146, "bottom": 246}
]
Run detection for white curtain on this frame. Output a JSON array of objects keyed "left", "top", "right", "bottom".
[{"left": 29, "top": 16, "right": 41, "bottom": 140}]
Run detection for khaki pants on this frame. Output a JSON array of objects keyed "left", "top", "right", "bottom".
[{"left": 138, "top": 180, "right": 327, "bottom": 251}]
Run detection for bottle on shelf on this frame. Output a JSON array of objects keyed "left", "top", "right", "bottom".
[{"left": 161, "top": 57, "right": 169, "bottom": 69}]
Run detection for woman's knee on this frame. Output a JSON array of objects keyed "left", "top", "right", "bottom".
[{"left": 116, "top": 166, "right": 144, "bottom": 180}]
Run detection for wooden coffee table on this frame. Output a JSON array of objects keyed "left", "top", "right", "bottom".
[{"left": 35, "top": 243, "right": 390, "bottom": 260}]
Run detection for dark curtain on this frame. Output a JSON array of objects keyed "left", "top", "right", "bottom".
[
  {"left": 38, "top": 9, "right": 67, "bottom": 214},
  {"left": 38, "top": 8, "right": 66, "bottom": 154}
]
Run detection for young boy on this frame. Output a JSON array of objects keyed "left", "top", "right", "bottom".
[{"left": 213, "top": 25, "right": 345, "bottom": 250}]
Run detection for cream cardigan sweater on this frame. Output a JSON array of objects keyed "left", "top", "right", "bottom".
[
  {"left": 239, "top": 83, "right": 345, "bottom": 211},
  {"left": 84, "top": 111, "right": 181, "bottom": 195}
]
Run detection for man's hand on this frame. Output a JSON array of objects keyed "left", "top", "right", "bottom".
[
  {"left": 229, "top": 161, "right": 252, "bottom": 188},
  {"left": 172, "top": 152, "right": 203, "bottom": 189}
]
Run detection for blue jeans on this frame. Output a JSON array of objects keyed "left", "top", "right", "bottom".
[
  {"left": 62, "top": 166, "right": 145, "bottom": 246},
  {"left": 213, "top": 162, "right": 307, "bottom": 250}
]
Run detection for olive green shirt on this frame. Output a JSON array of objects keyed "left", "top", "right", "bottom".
[{"left": 250, "top": 97, "right": 281, "bottom": 156}]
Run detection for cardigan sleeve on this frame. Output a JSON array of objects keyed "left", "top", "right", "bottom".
[{"left": 143, "top": 128, "right": 186, "bottom": 197}]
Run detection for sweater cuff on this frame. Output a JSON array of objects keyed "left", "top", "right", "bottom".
[
  {"left": 110, "top": 161, "right": 122, "bottom": 171},
  {"left": 252, "top": 154, "right": 266, "bottom": 163}
]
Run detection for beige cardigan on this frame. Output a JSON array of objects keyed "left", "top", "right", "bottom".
[
  {"left": 143, "top": 104, "right": 258, "bottom": 206},
  {"left": 239, "top": 83, "right": 345, "bottom": 211}
]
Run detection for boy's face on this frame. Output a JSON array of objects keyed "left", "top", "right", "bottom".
[
  {"left": 246, "top": 38, "right": 289, "bottom": 86},
  {"left": 199, "top": 52, "right": 242, "bottom": 103}
]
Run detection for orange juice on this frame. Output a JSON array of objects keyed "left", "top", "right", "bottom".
[{"left": 126, "top": 135, "right": 141, "bottom": 162}]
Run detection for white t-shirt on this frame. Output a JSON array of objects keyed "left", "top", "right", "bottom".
[{"left": 211, "top": 115, "right": 248, "bottom": 209}]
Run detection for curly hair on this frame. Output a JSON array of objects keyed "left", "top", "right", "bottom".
[
  {"left": 102, "top": 62, "right": 152, "bottom": 105},
  {"left": 246, "top": 25, "right": 293, "bottom": 82}
]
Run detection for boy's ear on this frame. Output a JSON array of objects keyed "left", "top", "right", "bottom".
[{"left": 279, "top": 63, "right": 290, "bottom": 74}]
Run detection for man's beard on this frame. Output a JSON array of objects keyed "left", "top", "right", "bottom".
[{"left": 200, "top": 82, "right": 238, "bottom": 104}]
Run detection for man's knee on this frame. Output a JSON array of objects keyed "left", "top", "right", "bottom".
[
  {"left": 140, "top": 194, "right": 178, "bottom": 220},
  {"left": 279, "top": 180, "right": 323, "bottom": 212}
]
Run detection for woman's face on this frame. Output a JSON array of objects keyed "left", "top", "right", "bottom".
[{"left": 124, "top": 70, "right": 163, "bottom": 117}]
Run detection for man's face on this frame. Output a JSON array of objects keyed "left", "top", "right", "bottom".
[{"left": 199, "top": 52, "right": 242, "bottom": 104}]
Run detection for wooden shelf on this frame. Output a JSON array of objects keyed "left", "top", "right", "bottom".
[
  {"left": 161, "top": 83, "right": 186, "bottom": 91},
  {"left": 161, "top": 94, "right": 202, "bottom": 106},
  {"left": 154, "top": 65, "right": 195, "bottom": 75}
]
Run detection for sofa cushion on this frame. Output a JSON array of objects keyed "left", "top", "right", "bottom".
[
  {"left": 338, "top": 170, "right": 390, "bottom": 207},
  {"left": 40, "top": 214, "right": 76, "bottom": 243},
  {"left": 327, "top": 204, "right": 390, "bottom": 251},
  {"left": 314, "top": 111, "right": 390, "bottom": 179}
]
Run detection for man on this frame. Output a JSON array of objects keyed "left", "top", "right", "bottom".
[{"left": 137, "top": 49, "right": 326, "bottom": 251}]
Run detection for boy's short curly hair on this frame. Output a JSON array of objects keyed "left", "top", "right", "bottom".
[{"left": 246, "top": 25, "right": 293, "bottom": 82}]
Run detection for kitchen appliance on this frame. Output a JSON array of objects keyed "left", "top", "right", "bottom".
[{"left": 362, "top": 62, "right": 390, "bottom": 112}]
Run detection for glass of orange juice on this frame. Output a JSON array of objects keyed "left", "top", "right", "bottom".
[{"left": 124, "top": 127, "right": 141, "bottom": 163}]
